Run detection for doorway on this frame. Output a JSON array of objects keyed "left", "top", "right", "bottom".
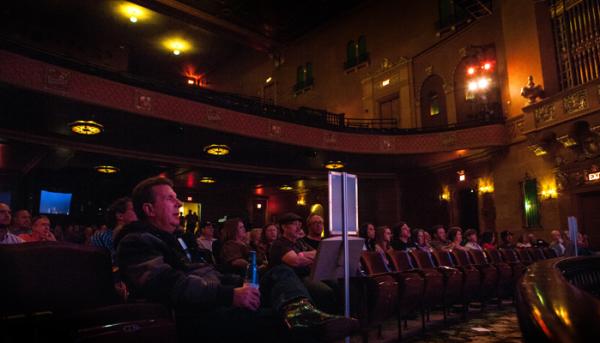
[
  {"left": 579, "top": 191, "right": 600, "bottom": 250},
  {"left": 458, "top": 188, "right": 479, "bottom": 231}
]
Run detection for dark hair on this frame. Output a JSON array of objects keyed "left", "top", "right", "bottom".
[
  {"left": 481, "top": 231, "right": 495, "bottom": 245},
  {"left": 105, "top": 197, "right": 132, "bottom": 228},
  {"left": 221, "top": 218, "right": 243, "bottom": 242},
  {"left": 500, "top": 230, "right": 512, "bottom": 243},
  {"left": 464, "top": 229, "right": 477, "bottom": 239},
  {"left": 359, "top": 222, "right": 373, "bottom": 239},
  {"left": 447, "top": 226, "right": 462, "bottom": 242},
  {"left": 31, "top": 215, "right": 49, "bottom": 227},
  {"left": 375, "top": 226, "right": 391, "bottom": 251},
  {"left": 391, "top": 221, "right": 407, "bottom": 241},
  {"left": 430, "top": 224, "right": 445, "bottom": 237},
  {"left": 260, "top": 222, "right": 278, "bottom": 244},
  {"left": 132, "top": 177, "right": 174, "bottom": 221}
]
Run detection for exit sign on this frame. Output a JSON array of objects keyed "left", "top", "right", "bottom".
[{"left": 589, "top": 172, "right": 600, "bottom": 181}]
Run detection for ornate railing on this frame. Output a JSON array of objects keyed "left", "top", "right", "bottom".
[{"left": 1, "top": 37, "right": 504, "bottom": 135}]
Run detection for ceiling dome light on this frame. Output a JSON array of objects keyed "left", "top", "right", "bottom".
[
  {"left": 117, "top": 3, "right": 149, "bottom": 23},
  {"left": 204, "top": 144, "right": 230, "bottom": 156},
  {"left": 94, "top": 165, "right": 119, "bottom": 174},
  {"left": 324, "top": 161, "right": 345, "bottom": 170},
  {"left": 199, "top": 177, "right": 216, "bottom": 184},
  {"left": 279, "top": 185, "right": 293, "bottom": 191},
  {"left": 162, "top": 38, "right": 191, "bottom": 55},
  {"left": 69, "top": 120, "right": 104, "bottom": 135}
]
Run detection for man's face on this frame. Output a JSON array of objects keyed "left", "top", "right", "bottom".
[
  {"left": 401, "top": 224, "right": 410, "bottom": 239},
  {"left": 14, "top": 210, "right": 32, "bottom": 229},
  {"left": 0, "top": 203, "right": 11, "bottom": 228},
  {"left": 282, "top": 220, "right": 301, "bottom": 239},
  {"left": 307, "top": 215, "right": 324, "bottom": 237},
  {"left": 437, "top": 228, "right": 447, "bottom": 241},
  {"left": 32, "top": 217, "right": 51, "bottom": 237},
  {"left": 144, "top": 185, "right": 182, "bottom": 232},
  {"left": 203, "top": 224, "right": 214, "bottom": 237}
]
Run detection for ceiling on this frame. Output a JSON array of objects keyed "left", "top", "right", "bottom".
[{"left": 0, "top": 0, "right": 481, "bottom": 200}]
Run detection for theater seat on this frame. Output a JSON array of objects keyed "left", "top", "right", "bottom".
[
  {"left": 388, "top": 250, "right": 443, "bottom": 326},
  {"left": 410, "top": 250, "right": 463, "bottom": 318},
  {"left": 361, "top": 251, "right": 424, "bottom": 340},
  {"left": 0, "top": 241, "right": 176, "bottom": 343},
  {"left": 457, "top": 249, "right": 498, "bottom": 304}
]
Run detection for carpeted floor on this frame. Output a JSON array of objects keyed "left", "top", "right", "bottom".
[{"left": 354, "top": 304, "right": 523, "bottom": 343}]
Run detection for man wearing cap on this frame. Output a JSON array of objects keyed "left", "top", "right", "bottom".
[
  {"left": 116, "top": 177, "right": 358, "bottom": 342},
  {"left": 269, "top": 212, "right": 338, "bottom": 313}
]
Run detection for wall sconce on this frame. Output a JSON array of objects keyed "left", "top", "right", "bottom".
[
  {"left": 539, "top": 177, "right": 558, "bottom": 200},
  {"left": 528, "top": 144, "right": 547, "bottom": 156},
  {"left": 297, "top": 194, "right": 306, "bottom": 206},
  {"left": 440, "top": 185, "right": 451, "bottom": 201},
  {"left": 478, "top": 177, "right": 494, "bottom": 194},
  {"left": 457, "top": 170, "right": 466, "bottom": 182}
]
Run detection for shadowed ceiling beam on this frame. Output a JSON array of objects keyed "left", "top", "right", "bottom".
[{"left": 132, "top": 0, "right": 278, "bottom": 52}]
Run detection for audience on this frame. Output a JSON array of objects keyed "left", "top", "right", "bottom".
[
  {"left": 391, "top": 221, "right": 417, "bottom": 251},
  {"left": 19, "top": 215, "right": 56, "bottom": 242},
  {"left": 9, "top": 209, "right": 32, "bottom": 236},
  {"left": 498, "top": 230, "right": 516, "bottom": 249},
  {"left": 516, "top": 233, "right": 532, "bottom": 248},
  {"left": 358, "top": 222, "right": 376, "bottom": 251},
  {"left": 464, "top": 229, "right": 483, "bottom": 251},
  {"left": 413, "top": 228, "right": 432, "bottom": 252},
  {"left": 550, "top": 229, "right": 566, "bottom": 256},
  {"left": 374, "top": 225, "right": 393, "bottom": 271},
  {"left": 220, "top": 218, "right": 251, "bottom": 274},
  {"left": 1, "top": 203, "right": 24, "bottom": 244},
  {"left": 115, "top": 177, "right": 358, "bottom": 342},
  {"left": 430, "top": 224, "right": 449, "bottom": 250},
  {"left": 196, "top": 220, "right": 217, "bottom": 251},
  {"left": 257, "top": 223, "right": 278, "bottom": 265},
  {"left": 301, "top": 214, "right": 325, "bottom": 250},
  {"left": 446, "top": 226, "right": 467, "bottom": 251},
  {"left": 481, "top": 231, "right": 496, "bottom": 249}
]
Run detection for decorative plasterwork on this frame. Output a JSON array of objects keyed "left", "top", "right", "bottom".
[
  {"left": 533, "top": 104, "right": 555, "bottom": 126},
  {"left": 563, "top": 89, "right": 588, "bottom": 114}
]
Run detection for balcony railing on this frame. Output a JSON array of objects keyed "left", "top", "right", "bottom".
[{"left": 1, "top": 38, "right": 505, "bottom": 135}]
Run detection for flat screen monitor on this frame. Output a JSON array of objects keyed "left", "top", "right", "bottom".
[{"left": 39, "top": 190, "right": 72, "bottom": 215}]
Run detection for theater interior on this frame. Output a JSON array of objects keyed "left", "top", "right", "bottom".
[{"left": 1, "top": 0, "right": 600, "bottom": 342}]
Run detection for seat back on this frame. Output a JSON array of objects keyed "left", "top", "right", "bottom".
[
  {"left": 530, "top": 248, "right": 547, "bottom": 261},
  {"left": 543, "top": 247, "right": 558, "bottom": 258},
  {"left": 0, "top": 241, "right": 118, "bottom": 316},
  {"left": 517, "top": 249, "right": 534, "bottom": 264},
  {"left": 468, "top": 249, "right": 490, "bottom": 265},
  {"left": 452, "top": 249, "right": 473, "bottom": 266},
  {"left": 433, "top": 250, "right": 456, "bottom": 267},
  {"left": 411, "top": 250, "right": 437, "bottom": 269},
  {"left": 360, "top": 251, "right": 391, "bottom": 275},
  {"left": 485, "top": 248, "right": 500, "bottom": 263},
  {"left": 388, "top": 250, "right": 416, "bottom": 272},
  {"left": 500, "top": 248, "right": 519, "bottom": 263}
]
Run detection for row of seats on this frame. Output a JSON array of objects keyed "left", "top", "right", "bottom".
[{"left": 352, "top": 247, "right": 558, "bottom": 342}]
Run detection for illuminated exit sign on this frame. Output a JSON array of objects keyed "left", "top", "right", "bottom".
[{"left": 589, "top": 172, "right": 600, "bottom": 181}]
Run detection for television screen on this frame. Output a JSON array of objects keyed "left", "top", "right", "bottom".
[{"left": 39, "top": 190, "right": 72, "bottom": 215}]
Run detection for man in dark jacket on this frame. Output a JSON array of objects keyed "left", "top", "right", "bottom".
[{"left": 115, "top": 177, "right": 358, "bottom": 342}]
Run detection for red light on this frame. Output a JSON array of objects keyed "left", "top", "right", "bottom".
[
  {"left": 467, "top": 67, "right": 476, "bottom": 75},
  {"left": 483, "top": 63, "right": 491, "bottom": 70},
  {"left": 187, "top": 79, "right": 195, "bottom": 85}
]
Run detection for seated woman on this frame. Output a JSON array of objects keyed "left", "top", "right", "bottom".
[
  {"left": 413, "top": 228, "right": 433, "bottom": 252},
  {"left": 19, "top": 215, "right": 56, "bottom": 242},
  {"left": 220, "top": 218, "right": 250, "bottom": 275},
  {"left": 374, "top": 226, "right": 393, "bottom": 271},
  {"left": 257, "top": 223, "right": 278, "bottom": 266},
  {"left": 481, "top": 231, "right": 496, "bottom": 250},
  {"left": 445, "top": 227, "right": 467, "bottom": 251},
  {"left": 516, "top": 232, "right": 532, "bottom": 249},
  {"left": 358, "top": 222, "right": 376, "bottom": 251},
  {"left": 269, "top": 213, "right": 338, "bottom": 313}
]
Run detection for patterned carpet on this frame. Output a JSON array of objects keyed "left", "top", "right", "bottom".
[{"left": 354, "top": 304, "right": 522, "bottom": 343}]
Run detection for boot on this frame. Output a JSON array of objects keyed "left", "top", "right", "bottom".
[{"left": 282, "top": 298, "right": 360, "bottom": 342}]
